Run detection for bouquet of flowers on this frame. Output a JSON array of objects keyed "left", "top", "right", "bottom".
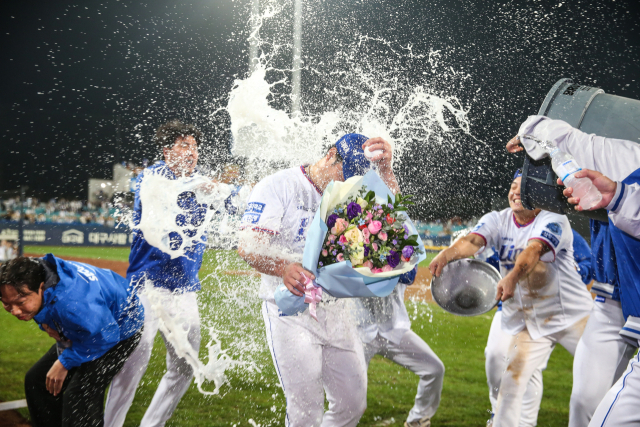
[
  {"left": 319, "top": 188, "right": 423, "bottom": 273},
  {"left": 275, "top": 170, "right": 426, "bottom": 319}
]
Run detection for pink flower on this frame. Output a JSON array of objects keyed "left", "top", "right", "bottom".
[
  {"left": 378, "top": 209, "right": 384, "bottom": 215},
  {"left": 381, "top": 265, "right": 393, "bottom": 272},
  {"left": 371, "top": 267, "right": 383, "bottom": 273},
  {"left": 366, "top": 212, "right": 373, "bottom": 221},
  {"left": 401, "top": 256, "right": 410, "bottom": 262},
  {"left": 372, "top": 242, "right": 379, "bottom": 251},
  {"left": 331, "top": 218, "right": 348, "bottom": 235},
  {"left": 368, "top": 220, "right": 382, "bottom": 235},
  {"left": 363, "top": 260, "right": 373, "bottom": 269},
  {"left": 322, "top": 249, "right": 328, "bottom": 257},
  {"left": 339, "top": 235, "right": 347, "bottom": 244},
  {"left": 328, "top": 234, "right": 337, "bottom": 243},
  {"left": 330, "top": 245, "right": 335, "bottom": 251},
  {"left": 378, "top": 230, "right": 388, "bottom": 241},
  {"left": 337, "top": 253, "right": 345, "bottom": 262},
  {"left": 362, "top": 228, "right": 371, "bottom": 244}
]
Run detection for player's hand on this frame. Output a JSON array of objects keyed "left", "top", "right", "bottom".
[
  {"left": 429, "top": 251, "right": 449, "bottom": 278},
  {"left": 556, "top": 169, "right": 616, "bottom": 211},
  {"left": 506, "top": 135, "right": 524, "bottom": 154},
  {"left": 282, "top": 263, "right": 314, "bottom": 297},
  {"left": 42, "top": 323, "right": 62, "bottom": 341},
  {"left": 46, "top": 360, "right": 68, "bottom": 396},
  {"left": 496, "top": 277, "right": 516, "bottom": 302},
  {"left": 362, "top": 137, "right": 393, "bottom": 171}
]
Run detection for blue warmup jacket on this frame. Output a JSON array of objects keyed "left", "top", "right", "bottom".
[
  {"left": 127, "top": 161, "right": 206, "bottom": 292},
  {"left": 519, "top": 116, "right": 640, "bottom": 321},
  {"left": 571, "top": 229, "right": 592, "bottom": 286},
  {"left": 33, "top": 254, "right": 144, "bottom": 370}
]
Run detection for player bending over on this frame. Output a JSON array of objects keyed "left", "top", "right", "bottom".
[
  {"left": 238, "top": 133, "right": 399, "bottom": 427},
  {"left": 429, "top": 172, "right": 593, "bottom": 427},
  {"left": 0, "top": 255, "right": 143, "bottom": 427}
]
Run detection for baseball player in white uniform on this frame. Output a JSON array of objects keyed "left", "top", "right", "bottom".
[
  {"left": 429, "top": 174, "right": 593, "bottom": 427},
  {"left": 237, "top": 133, "right": 400, "bottom": 427},
  {"left": 508, "top": 115, "right": 640, "bottom": 427},
  {"left": 355, "top": 267, "right": 444, "bottom": 427}
]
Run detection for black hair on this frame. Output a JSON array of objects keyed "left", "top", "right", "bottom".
[
  {"left": 0, "top": 257, "right": 45, "bottom": 298},
  {"left": 155, "top": 120, "right": 203, "bottom": 151}
]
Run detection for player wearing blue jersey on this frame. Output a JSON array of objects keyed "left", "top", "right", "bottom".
[
  {"left": 509, "top": 116, "right": 640, "bottom": 427},
  {"left": 105, "top": 120, "right": 210, "bottom": 427},
  {"left": 1, "top": 255, "right": 143, "bottom": 427}
]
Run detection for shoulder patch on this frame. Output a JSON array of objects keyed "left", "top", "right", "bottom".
[
  {"left": 246, "top": 202, "right": 265, "bottom": 214},
  {"left": 472, "top": 222, "right": 485, "bottom": 232},
  {"left": 545, "top": 222, "right": 562, "bottom": 235},
  {"left": 541, "top": 230, "right": 560, "bottom": 248}
]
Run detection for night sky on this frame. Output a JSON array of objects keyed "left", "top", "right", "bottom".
[{"left": 1, "top": 0, "right": 639, "bottom": 220}]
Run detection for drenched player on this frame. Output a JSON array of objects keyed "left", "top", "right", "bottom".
[
  {"left": 482, "top": 228, "right": 592, "bottom": 427},
  {"left": 0, "top": 255, "right": 143, "bottom": 427},
  {"left": 429, "top": 172, "right": 593, "bottom": 427},
  {"left": 237, "top": 133, "right": 399, "bottom": 427},
  {"left": 105, "top": 120, "right": 208, "bottom": 427}
]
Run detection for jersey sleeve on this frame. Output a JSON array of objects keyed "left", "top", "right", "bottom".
[
  {"left": 606, "top": 182, "right": 640, "bottom": 239},
  {"left": 239, "top": 176, "right": 286, "bottom": 235},
  {"left": 519, "top": 115, "right": 640, "bottom": 182},
  {"left": 469, "top": 211, "right": 501, "bottom": 252},
  {"left": 529, "top": 215, "right": 571, "bottom": 262}
]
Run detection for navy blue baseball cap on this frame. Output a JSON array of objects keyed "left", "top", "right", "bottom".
[
  {"left": 513, "top": 169, "right": 522, "bottom": 180},
  {"left": 335, "top": 133, "right": 372, "bottom": 180}
]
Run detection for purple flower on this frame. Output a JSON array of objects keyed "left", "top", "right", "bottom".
[
  {"left": 327, "top": 213, "right": 339, "bottom": 229},
  {"left": 346, "top": 202, "right": 362, "bottom": 220},
  {"left": 319, "top": 262, "right": 323, "bottom": 267},
  {"left": 392, "top": 239, "right": 397, "bottom": 245},
  {"left": 364, "top": 245, "right": 370, "bottom": 257},
  {"left": 332, "top": 250, "right": 337, "bottom": 255},
  {"left": 387, "top": 203, "right": 393, "bottom": 209},
  {"left": 402, "top": 245, "right": 414, "bottom": 259},
  {"left": 386, "top": 250, "right": 401, "bottom": 269},
  {"left": 404, "top": 233, "right": 409, "bottom": 239}
]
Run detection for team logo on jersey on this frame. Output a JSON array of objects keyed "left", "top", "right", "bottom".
[
  {"left": 246, "top": 202, "right": 265, "bottom": 213},
  {"left": 545, "top": 222, "right": 562, "bottom": 235},
  {"left": 541, "top": 230, "right": 560, "bottom": 247},
  {"left": 472, "top": 222, "right": 485, "bottom": 232},
  {"left": 241, "top": 212, "right": 261, "bottom": 224}
]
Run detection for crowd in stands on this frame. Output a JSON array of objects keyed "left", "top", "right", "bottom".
[
  {"left": 0, "top": 197, "right": 118, "bottom": 227},
  {"left": 414, "top": 217, "right": 476, "bottom": 237}
]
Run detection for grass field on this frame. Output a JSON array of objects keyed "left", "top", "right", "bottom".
[{"left": 0, "top": 247, "right": 575, "bottom": 426}]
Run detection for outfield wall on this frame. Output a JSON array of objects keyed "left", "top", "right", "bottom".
[{"left": 0, "top": 222, "right": 132, "bottom": 247}]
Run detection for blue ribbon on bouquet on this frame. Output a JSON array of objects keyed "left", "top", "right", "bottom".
[{"left": 274, "top": 170, "right": 426, "bottom": 317}]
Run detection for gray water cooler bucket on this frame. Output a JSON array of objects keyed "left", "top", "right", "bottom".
[{"left": 521, "top": 78, "right": 640, "bottom": 222}]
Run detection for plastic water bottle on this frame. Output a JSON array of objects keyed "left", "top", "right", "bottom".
[{"left": 549, "top": 148, "right": 602, "bottom": 210}]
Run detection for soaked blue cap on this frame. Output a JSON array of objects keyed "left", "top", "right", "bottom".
[
  {"left": 335, "top": 133, "right": 371, "bottom": 180},
  {"left": 513, "top": 169, "right": 522, "bottom": 180}
]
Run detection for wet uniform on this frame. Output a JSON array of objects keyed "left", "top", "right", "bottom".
[
  {"left": 471, "top": 208, "right": 593, "bottom": 427},
  {"left": 240, "top": 165, "right": 367, "bottom": 427}
]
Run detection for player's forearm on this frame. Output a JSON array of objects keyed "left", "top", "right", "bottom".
[
  {"left": 504, "top": 246, "right": 541, "bottom": 285},
  {"left": 237, "top": 247, "right": 289, "bottom": 278},
  {"left": 445, "top": 236, "right": 484, "bottom": 262}
]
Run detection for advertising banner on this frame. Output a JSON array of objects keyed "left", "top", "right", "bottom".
[{"left": 0, "top": 222, "right": 132, "bottom": 247}]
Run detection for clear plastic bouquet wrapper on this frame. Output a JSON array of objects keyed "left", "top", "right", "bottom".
[{"left": 275, "top": 170, "right": 426, "bottom": 319}]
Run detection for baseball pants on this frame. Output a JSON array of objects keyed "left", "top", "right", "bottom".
[
  {"left": 262, "top": 300, "right": 368, "bottom": 427},
  {"left": 493, "top": 315, "right": 589, "bottom": 427},
  {"left": 485, "top": 310, "right": 545, "bottom": 427},
  {"left": 25, "top": 330, "right": 141, "bottom": 427},
  {"left": 588, "top": 351, "right": 640, "bottom": 427},
  {"left": 570, "top": 297, "right": 635, "bottom": 427},
  {"left": 105, "top": 291, "right": 201, "bottom": 427},
  {"left": 362, "top": 329, "right": 444, "bottom": 423}
]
